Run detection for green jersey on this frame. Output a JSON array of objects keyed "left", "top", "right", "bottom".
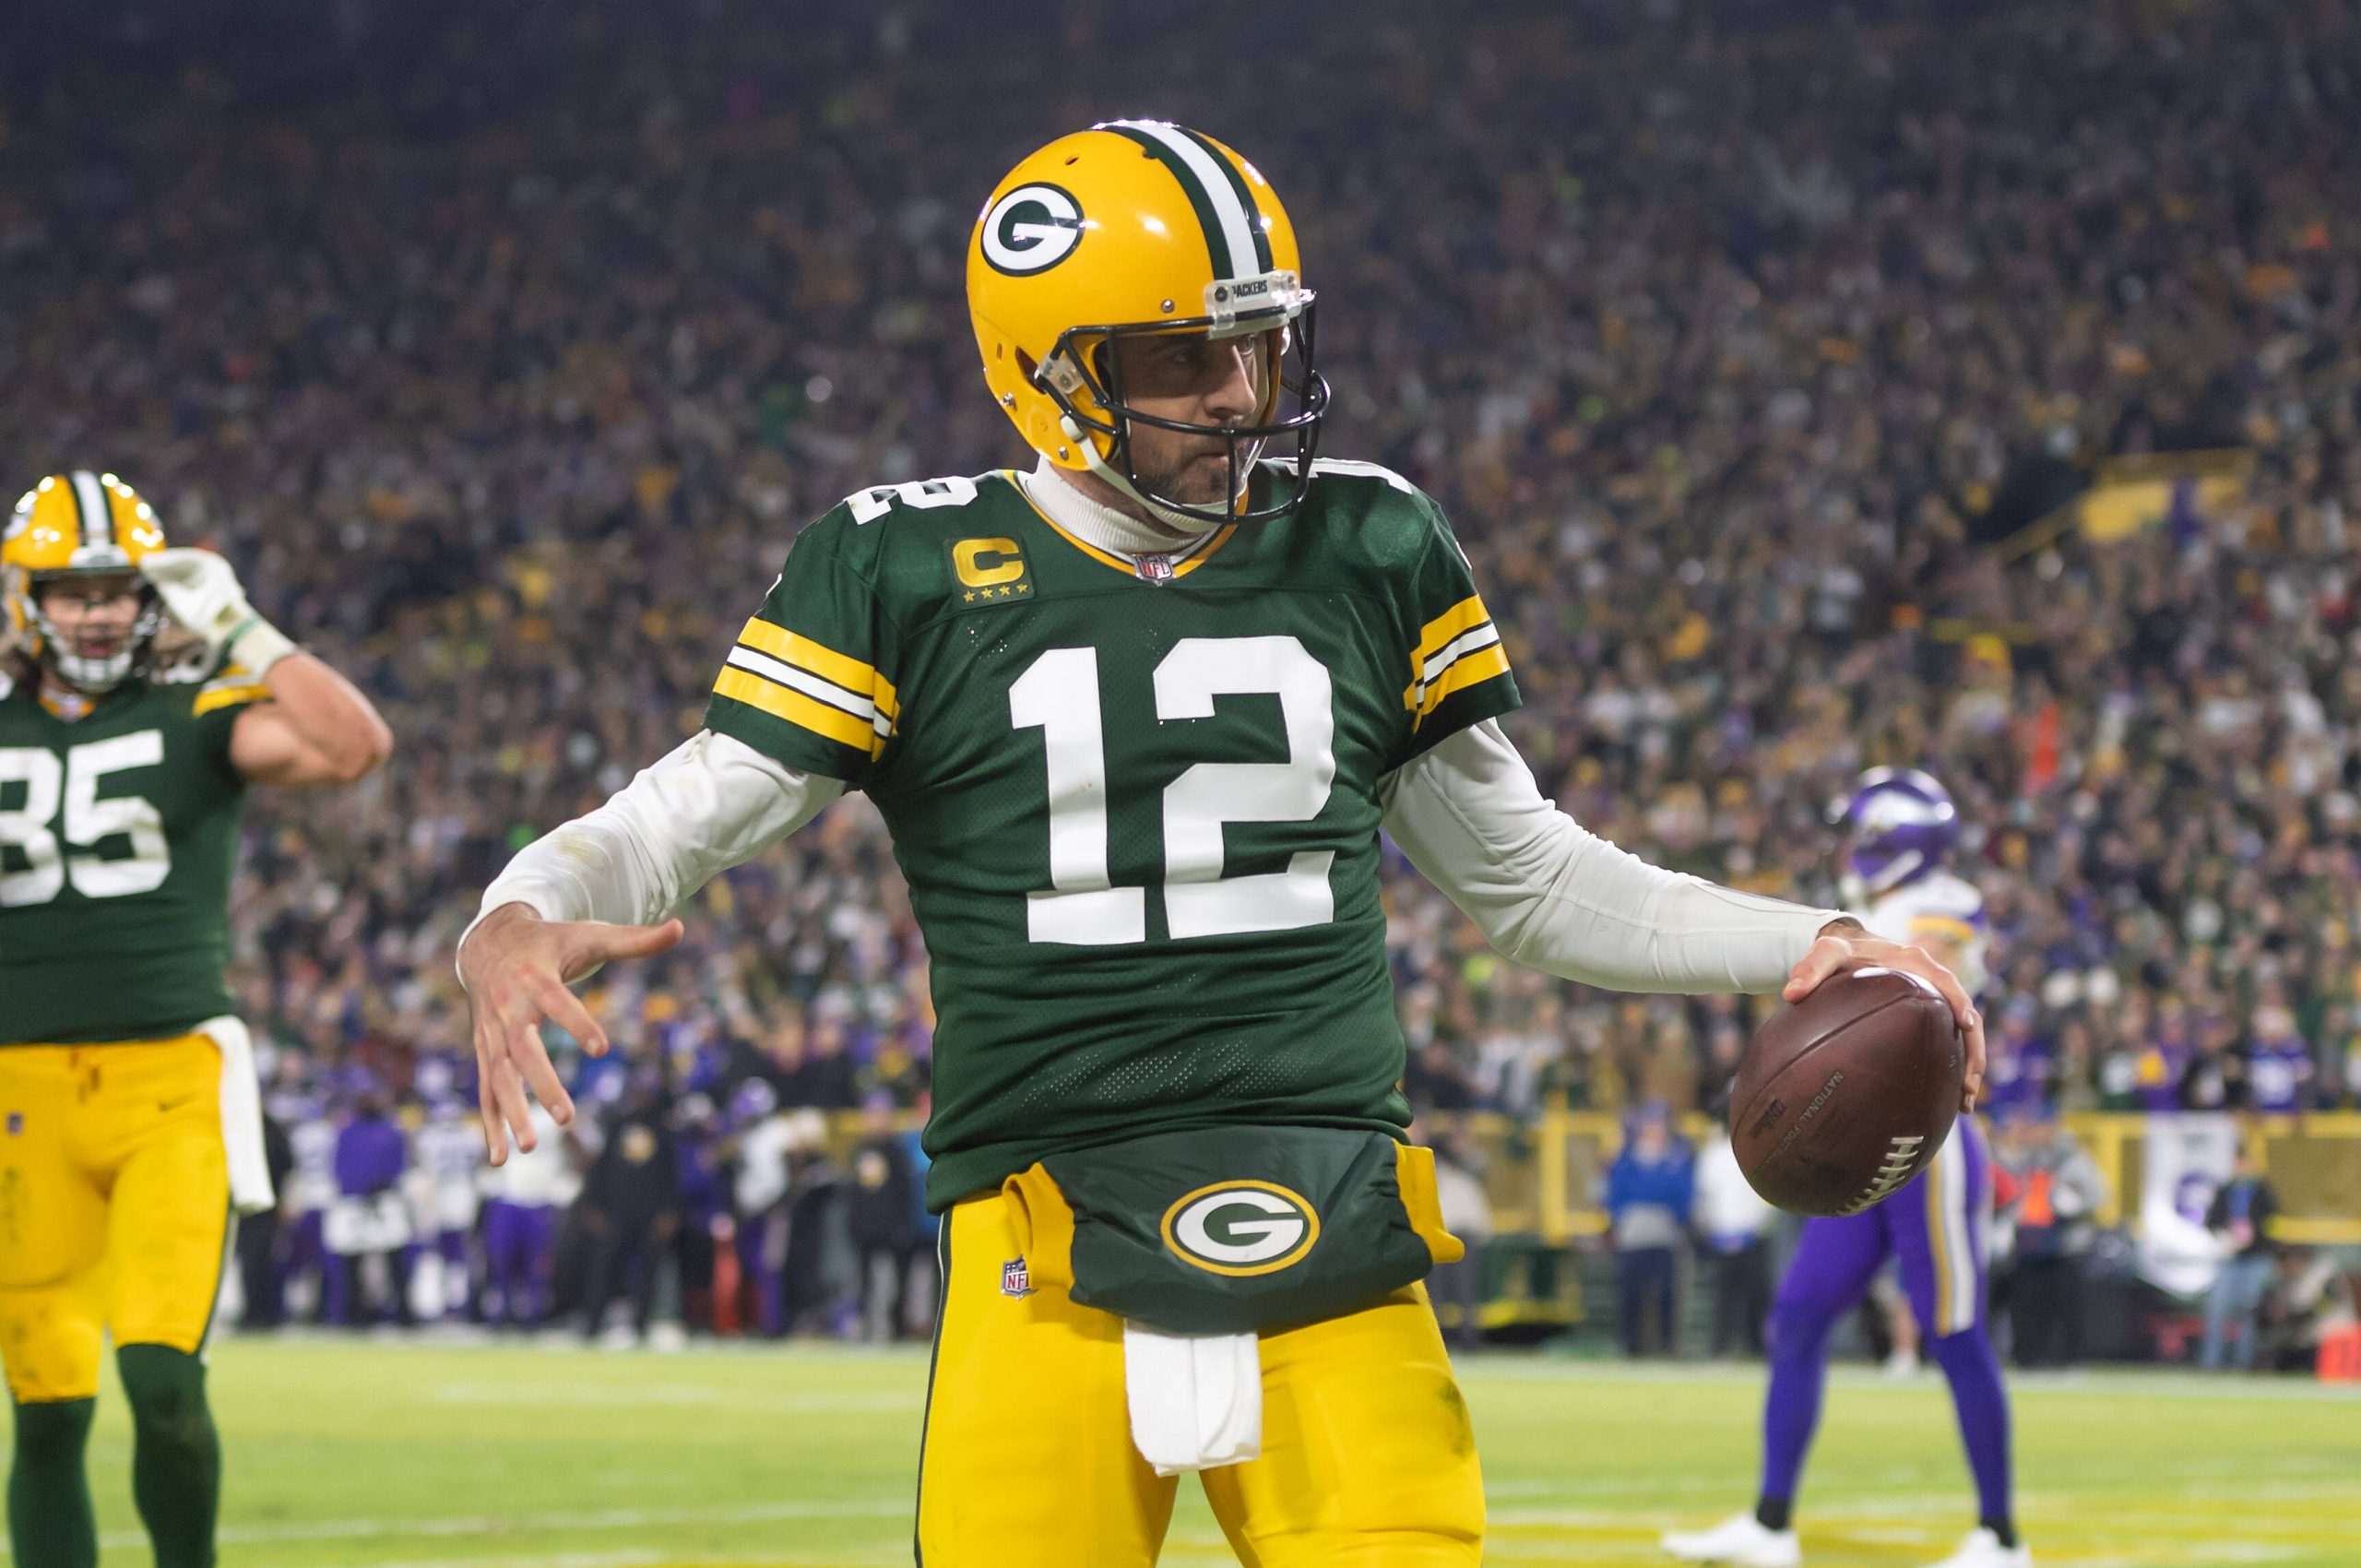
[
  {"left": 704, "top": 463, "right": 1520, "bottom": 1207},
  {"left": 0, "top": 659, "right": 270, "bottom": 1045}
]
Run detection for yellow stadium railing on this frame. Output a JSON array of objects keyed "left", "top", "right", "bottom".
[
  {"left": 1415, "top": 1109, "right": 2361, "bottom": 1249},
  {"left": 813, "top": 1108, "right": 2361, "bottom": 1248}
]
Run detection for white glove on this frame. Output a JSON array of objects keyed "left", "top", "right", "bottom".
[{"left": 140, "top": 547, "right": 297, "bottom": 676}]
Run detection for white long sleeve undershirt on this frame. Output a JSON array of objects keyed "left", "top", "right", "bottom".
[
  {"left": 1378, "top": 719, "right": 1840, "bottom": 992},
  {"left": 464, "top": 719, "right": 1837, "bottom": 996},
  {"left": 460, "top": 730, "right": 846, "bottom": 944}
]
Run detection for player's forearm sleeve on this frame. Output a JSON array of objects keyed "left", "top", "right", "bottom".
[
  {"left": 464, "top": 730, "right": 844, "bottom": 943},
  {"left": 1380, "top": 720, "right": 1843, "bottom": 993}
]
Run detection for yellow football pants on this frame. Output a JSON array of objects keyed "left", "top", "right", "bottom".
[
  {"left": 0, "top": 1035, "right": 232, "bottom": 1404},
  {"left": 915, "top": 1192, "right": 1485, "bottom": 1566}
]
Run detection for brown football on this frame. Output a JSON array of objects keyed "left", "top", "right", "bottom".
[{"left": 1730, "top": 968, "right": 1964, "bottom": 1217}]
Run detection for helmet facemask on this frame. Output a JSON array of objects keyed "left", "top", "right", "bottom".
[
  {"left": 20, "top": 568, "right": 167, "bottom": 693},
  {"left": 1034, "top": 291, "right": 1330, "bottom": 529}
]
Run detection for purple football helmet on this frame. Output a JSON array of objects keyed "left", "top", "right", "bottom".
[
  {"left": 1836, "top": 766, "right": 1957, "bottom": 893},
  {"left": 728, "top": 1075, "right": 779, "bottom": 1130}
]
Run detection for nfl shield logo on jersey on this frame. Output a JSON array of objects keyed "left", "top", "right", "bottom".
[
  {"left": 1134, "top": 553, "right": 1175, "bottom": 584},
  {"left": 1001, "top": 1257, "right": 1034, "bottom": 1298}
]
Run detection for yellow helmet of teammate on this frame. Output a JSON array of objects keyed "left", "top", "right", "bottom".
[
  {"left": 967, "top": 120, "right": 1329, "bottom": 527},
  {"left": 3, "top": 470, "right": 171, "bottom": 691}
]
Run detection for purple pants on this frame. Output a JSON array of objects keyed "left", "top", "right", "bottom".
[
  {"left": 482, "top": 1200, "right": 557, "bottom": 1326},
  {"left": 1761, "top": 1121, "right": 2012, "bottom": 1526},
  {"left": 1780, "top": 1115, "right": 1990, "bottom": 1340},
  {"left": 740, "top": 1206, "right": 786, "bottom": 1337}
]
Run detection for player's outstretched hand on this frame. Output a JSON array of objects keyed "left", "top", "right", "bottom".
[
  {"left": 1782, "top": 921, "right": 1987, "bottom": 1113},
  {"left": 457, "top": 902, "right": 683, "bottom": 1164}
]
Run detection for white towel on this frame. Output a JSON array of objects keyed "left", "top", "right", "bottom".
[
  {"left": 198, "top": 1016, "right": 277, "bottom": 1215},
  {"left": 1122, "top": 1323, "right": 1263, "bottom": 1476}
]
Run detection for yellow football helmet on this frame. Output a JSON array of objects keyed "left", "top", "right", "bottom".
[
  {"left": 967, "top": 120, "right": 1329, "bottom": 526},
  {"left": 4, "top": 470, "right": 171, "bottom": 690}
]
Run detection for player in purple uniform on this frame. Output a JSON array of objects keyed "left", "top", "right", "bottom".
[
  {"left": 1666, "top": 770, "right": 2029, "bottom": 1568},
  {"left": 479, "top": 1101, "right": 573, "bottom": 1327},
  {"left": 2243, "top": 1005, "right": 2315, "bottom": 1113},
  {"left": 1980, "top": 1001, "right": 2056, "bottom": 1122}
]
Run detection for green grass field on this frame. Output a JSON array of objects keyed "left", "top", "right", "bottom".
[{"left": 15, "top": 1337, "right": 2358, "bottom": 1567}]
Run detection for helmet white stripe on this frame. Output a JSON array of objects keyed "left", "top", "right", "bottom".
[
  {"left": 70, "top": 470, "right": 112, "bottom": 552},
  {"left": 1105, "top": 119, "right": 1259, "bottom": 282}
]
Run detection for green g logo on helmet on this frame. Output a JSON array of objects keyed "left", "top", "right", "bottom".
[
  {"left": 980, "top": 183, "right": 1086, "bottom": 276},
  {"left": 1160, "top": 1181, "right": 1321, "bottom": 1277},
  {"left": 967, "top": 122, "right": 1328, "bottom": 527}
]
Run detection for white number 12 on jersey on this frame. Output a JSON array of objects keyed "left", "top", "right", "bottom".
[{"left": 1009, "top": 636, "right": 1335, "bottom": 944}]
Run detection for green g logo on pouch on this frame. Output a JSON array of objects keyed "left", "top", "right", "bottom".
[{"left": 1160, "top": 1181, "right": 1321, "bottom": 1277}]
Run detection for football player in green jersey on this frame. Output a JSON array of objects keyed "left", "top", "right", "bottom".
[
  {"left": 458, "top": 123, "right": 1984, "bottom": 1566},
  {"left": 1, "top": 471, "right": 392, "bottom": 1568}
]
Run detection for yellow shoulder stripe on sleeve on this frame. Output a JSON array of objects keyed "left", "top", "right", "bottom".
[
  {"left": 1403, "top": 593, "right": 1509, "bottom": 728},
  {"left": 193, "top": 683, "right": 274, "bottom": 718},
  {"left": 1409, "top": 594, "right": 1490, "bottom": 668},
  {"left": 736, "top": 617, "right": 899, "bottom": 721},
  {"left": 713, "top": 667, "right": 882, "bottom": 756},
  {"left": 1408, "top": 645, "right": 1511, "bottom": 728},
  {"left": 1907, "top": 914, "right": 1979, "bottom": 944}
]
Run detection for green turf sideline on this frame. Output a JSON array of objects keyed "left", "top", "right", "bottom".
[{"left": 5, "top": 1339, "right": 2352, "bottom": 1567}]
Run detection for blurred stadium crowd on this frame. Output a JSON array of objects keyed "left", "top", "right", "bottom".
[{"left": 3, "top": 0, "right": 2357, "bottom": 1348}]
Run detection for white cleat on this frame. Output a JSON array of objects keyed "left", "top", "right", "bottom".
[
  {"left": 1922, "top": 1528, "right": 2032, "bottom": 1568},
  {"left": 1661, "top": 1513, "right": 1803, "bottom": 1567}
]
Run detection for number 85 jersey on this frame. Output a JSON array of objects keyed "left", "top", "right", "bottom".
[
  {"left": 706, "top": 463, "right": 1520, "bottom": 1206},
  {"left": 0, "top": 661, "right": 268, "bottom": 1045}
]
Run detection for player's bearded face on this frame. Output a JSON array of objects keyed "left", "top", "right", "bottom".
[
  {"left": 37, "top": 576, "right": 144, "bottom": 663},
  {"left": 1110, "top": 330, "right": 1269, "bottom": 508}
]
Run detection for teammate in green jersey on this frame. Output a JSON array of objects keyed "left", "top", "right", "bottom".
[
  {"left": 1, "top": 471, "right": 392, "bottom": 1568},
  {"left": 458, "top": 123, "right": 1983, "bottom": 1565}
]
